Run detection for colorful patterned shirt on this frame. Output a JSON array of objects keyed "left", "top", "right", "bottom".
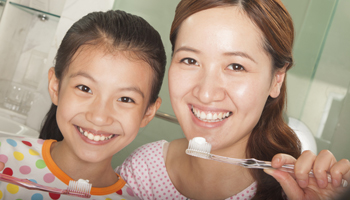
[{"left": 0, "top": 136, "right": 138, "bottom": 200}]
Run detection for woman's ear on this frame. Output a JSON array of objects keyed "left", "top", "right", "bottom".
[
  {"left": 140, "top": 97, "right": 162, "bottom": 127},
  {"left": 269, "top": 64, "right": 288, "bottom": 98},
  {"left": 48, "top": 67, "right": 59, "bottom": 105}
]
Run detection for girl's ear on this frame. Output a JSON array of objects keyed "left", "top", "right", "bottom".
[
  {"left": 269, "top": 64, "right": 288, "bottom": 98},
  {"left": 140, "top": 97, "right": 162, "bottom": 127},
  {"left": 48, "top": 67, "right": 59, "bottom": 105}
]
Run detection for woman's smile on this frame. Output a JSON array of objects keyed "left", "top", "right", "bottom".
[{"left": 191, "top": 105, "right": 232, "bottom": 122}]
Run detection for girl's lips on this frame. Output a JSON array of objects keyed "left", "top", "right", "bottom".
[{"left": 75, "top": 125, "right": 118, "bottom": 145}]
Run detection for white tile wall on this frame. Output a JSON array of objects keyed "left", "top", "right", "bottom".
[{"left": 0, "top": 0, "right": 114, "bottom": 130}]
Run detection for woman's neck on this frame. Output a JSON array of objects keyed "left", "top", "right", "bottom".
[
  {"left": 166, "top": 138, "right": 255, "bottom": 200},
  {"left": 50, "top": 141, "right": 119, "bottom": 187}
]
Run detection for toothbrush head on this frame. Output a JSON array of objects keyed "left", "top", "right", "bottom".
[
  {"left": 185, "top": 137, "right": 212, "bottom": 159},
  {"left": 67, "top": 179, "right": 92, "bottom": 198}
]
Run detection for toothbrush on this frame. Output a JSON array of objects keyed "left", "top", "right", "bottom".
[
  {"left": 186, "top": 137, "right": 348, "bottom": 187},
  {"left": 0, "top": 173, "right": 92, "bottom": 198}
]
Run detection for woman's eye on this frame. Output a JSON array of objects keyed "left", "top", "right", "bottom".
[
  {"left": 118, "top": 97, "right": 135, "bottom": 103},
  {"left": 228, "top": 63, "right": 245, "bottom": 71},
  {"left": 77, "top": 85, "right": 92, "bottom": 93},
  {"left": 180, "top": 58, "right": 199, "bottom": 66}
]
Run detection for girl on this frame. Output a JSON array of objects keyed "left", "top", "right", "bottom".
[
  {"left": 117, "top": 0, "right": 350, "bottom": 199},
  {"left": 0, "top": 9, "right": 166, "bottom": 199}
]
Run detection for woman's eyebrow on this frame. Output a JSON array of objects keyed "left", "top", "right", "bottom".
[
  {"left": 174, "top": 46, "right": 200, "bottom": 54},
  {"left": 174, "top": 46, "right": 256, "bottom": 64},
  {"left": 223, "top": 51, "right": 257, "bottom": 64}
]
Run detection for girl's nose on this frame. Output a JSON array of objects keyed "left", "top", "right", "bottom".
[
  {"left": 85, "top": 98, "right": 114, "bottom": 126},
  {"left": 192, "top": 69, "right": 225, "bottom": 104}
]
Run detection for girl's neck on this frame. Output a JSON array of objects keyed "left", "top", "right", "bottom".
[
  {"left": 50, "top": 141, "right": 119, "bottom": 187},
  {"left": 166, "top": 138, "right": 255, "bottom": 200}
]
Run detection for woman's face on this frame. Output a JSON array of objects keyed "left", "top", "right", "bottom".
[{"left": 169, "top": 6, "right": 285, "bottom": 153}]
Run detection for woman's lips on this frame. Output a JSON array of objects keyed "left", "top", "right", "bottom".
[{"left": 191, "top": 105, "right": 232, "bottom": 122}]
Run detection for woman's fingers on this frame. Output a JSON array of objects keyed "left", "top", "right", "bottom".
[
  {"left": 312, "top": 150, "right": 337, "bottom": 188},
  {"left": 293, "top": 150, "right": 317, "bottom": 188},
  {"left": 329, "top": 158, "right": 350, "bottom": 187},
  {"left": 271, "top": 153, "right": 297, "bottom": 168}
]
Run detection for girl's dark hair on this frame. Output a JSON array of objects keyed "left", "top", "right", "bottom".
[
  {"left": 170, "top": 0, "right": 301, "bottom": 199},
  {"left": 40, "top": 10, "right": 166, "bottom": 141}
]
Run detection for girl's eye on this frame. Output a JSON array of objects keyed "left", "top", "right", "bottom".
[
  {"left": 228, "top": 63, "right": 245, "bottom": 71},
  {"left": 77, "top": 85, "right": 92, "bottom": 93},
  {"left": 180, "top": 58, "right": 199, "bottom": 66},
  {"left": 118, "top": 97, "right": 135, "bottom": 103}
]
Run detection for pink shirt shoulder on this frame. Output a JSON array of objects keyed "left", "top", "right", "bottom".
[{"left": 116, "top": 140, "right": 257, "bottom": 200}]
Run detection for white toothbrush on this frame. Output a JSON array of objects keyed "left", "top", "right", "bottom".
[
  {"left": 186, "top": 137, "right": 348, "bottom": 187},
  {"left": 0, "top": 173, "right": 92, "bottom": 198}
]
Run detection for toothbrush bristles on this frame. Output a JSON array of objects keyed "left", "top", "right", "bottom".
[
  {"left": 186, "top": 137, "right": 212, "bottom": 159},
  {"left": 68, "top": 180, "right": 92, "bottom": 195}
]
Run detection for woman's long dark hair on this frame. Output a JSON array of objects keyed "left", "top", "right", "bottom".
[
  {"left": 40, "top": 10, "right": 166, "bottom": 141},
  {"left": 170, "top": 0, "right": 301, "bottom": 199}
]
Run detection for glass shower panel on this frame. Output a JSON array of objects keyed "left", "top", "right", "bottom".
[{"left": 284, "top": 0, "right": 350, "bottom": 160}]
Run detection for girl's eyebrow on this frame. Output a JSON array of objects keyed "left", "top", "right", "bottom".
[
  {"left": 174, "top": 46, "right": 257, "bottom": 64},
  {"left": 69, "top": 71, "right": 96, "bottom": 82},
  {"left": 69, "top": 71, "right": 145, "bottom": 98},
  {"left": 119, "top": 87, "right": 145, "bottom": 99}
]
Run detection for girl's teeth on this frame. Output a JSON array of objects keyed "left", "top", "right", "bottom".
[
  {"left": 200, "top": 111, "right": 206, "bottom": 120},
  {"left": 78, "top": 126, "right": 114, "bottom": 141},
  {"left": 88, "top": 133, "right": 94, "bottom": 140},
  {"left": 93, "top": 135, "right": 100, "bottom": 141},
  {"left": 218, "top": 113, "right": 223, "bottom": 119}
]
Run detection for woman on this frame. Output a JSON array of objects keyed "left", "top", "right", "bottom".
[{"left": 117, "top": 0, "right": 350, "bottom": 199}]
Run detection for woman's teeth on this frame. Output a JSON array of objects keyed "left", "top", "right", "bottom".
[
  {"left": 192, "top": 106, "right": 232, "bottom": 122},
  {"left": 78, "top": 127, "right": 114, "bottom": 141}
]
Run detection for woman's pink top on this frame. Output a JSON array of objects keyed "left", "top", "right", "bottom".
[{"left": 116, "top": 140, "right": 257, "bottom": 200}]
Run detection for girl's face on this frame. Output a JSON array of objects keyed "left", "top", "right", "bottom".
[
  {"left": 49, "top": 46, "right": 160, "bottom": 163},
  {"left": 169, "top": 6, "right": 285, "bottom": 154}
]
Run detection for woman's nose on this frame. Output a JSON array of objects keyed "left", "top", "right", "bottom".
[
  {"left": 85, "top": 98, "right": 114, "bottom": 126},
  {"left": 192, "top": 69, "right": 225, "bottom": 104}
]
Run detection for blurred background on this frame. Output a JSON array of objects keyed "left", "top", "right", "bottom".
[{"left": 0, "top": 0, "right": 349, "bottom": 168}]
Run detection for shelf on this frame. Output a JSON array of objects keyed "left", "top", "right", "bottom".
[
  {"left": 9, "top": 1, "right": 60, "bottom": 19},
  {"left": 0, "top": 0, "right": 6, "bottom": 7}
]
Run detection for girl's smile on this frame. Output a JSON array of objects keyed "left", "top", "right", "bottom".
[
  {"left": 76, "top": 125, "right": 117, "bottom": 143},
  {"left": 48, "top": 45, "right": 158, "bottom": 164}
]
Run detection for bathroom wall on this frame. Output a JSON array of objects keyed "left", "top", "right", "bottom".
[
  {"left": 0, "top": 0, "right": 64, "bottom": 124},
  {"left": 0, "top": 0, "right": 114, "bottom": 129},
  {"left": 283, "top": 0, "right": 350, "bottom": 160}
]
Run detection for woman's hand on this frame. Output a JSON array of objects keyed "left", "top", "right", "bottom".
[{"left": 264, "top": 150, "right": 350, "bottom": 200}]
